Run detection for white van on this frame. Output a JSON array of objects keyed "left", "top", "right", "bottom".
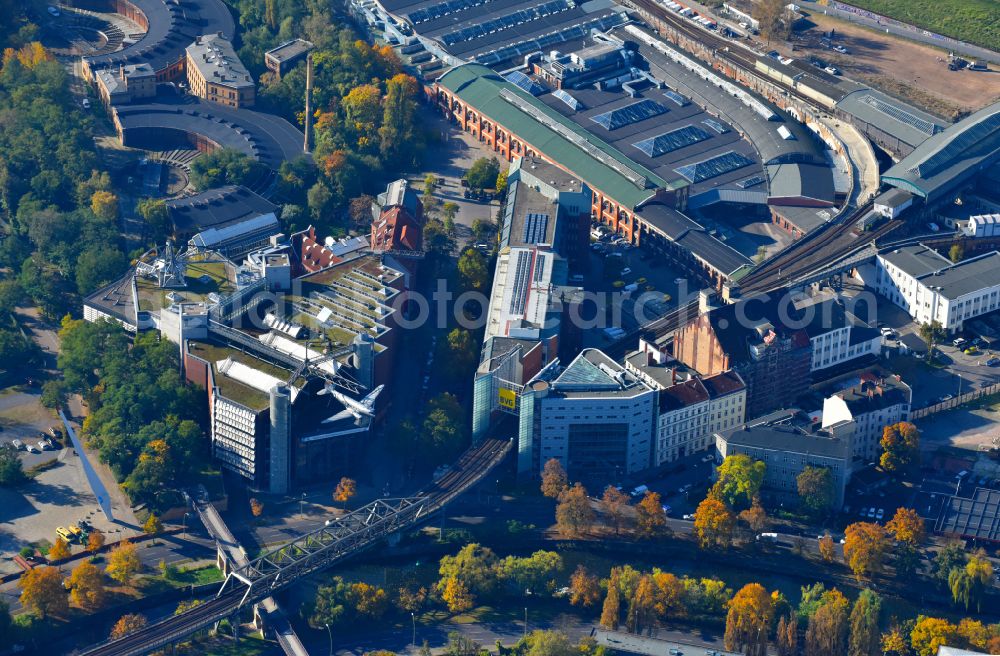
[{"left": 631, "top": 485, "right": 649, "bottom": 497}]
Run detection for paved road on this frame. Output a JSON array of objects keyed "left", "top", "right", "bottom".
[{"left": 799, "top": 0, "right": 1000, "bottom": 64}]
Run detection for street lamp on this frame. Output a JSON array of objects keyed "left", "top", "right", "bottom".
[
  {"left": 523, "top": 607, "right": 528, "bottom": 639},
  {"left": 181, "top": 512, "right": 192, "bottom": 538},
  {"left": 411, "top": 612, "right": 416, "bottom": 647},
  {"left": 300, "top": 492, "right": 307, "bottom": 516},
  {"left": 324, "top": 623, "right": 332, "bottom": 656}
]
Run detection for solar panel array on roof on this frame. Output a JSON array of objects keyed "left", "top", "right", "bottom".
[
  {"left": 738, "top": 175, "right": 766, "bottom": 189},
  {"left": 937, "top": 488, "right": 1000, "bottom": 542},
  {"left": 633, "top": 124, "right": 712, "bottom": 157},
  {"left": 476, "top": 12, "right": 627, "bottom": 66},
  {"left": 441, "top": 0, "right": 570, "bottom": 45},
  {"left": 522, "top": 212, "right": 550, "bottom": 244},
  {"left": 408, "top": 0, "right": 483, "bottom": 24},
  {"left": 591, "top": 99, "right": 668, "bottom": 131},
  {"left": 505, "top": 71, "right": 546, "bottom": 96},
  {"left": 663, "top": 89, "right": 688, "bottom": 106},
  {"left": 534, "top": 253, "right": 547, "bottom": 281},
  {"left": 675, "top": 151, "right": 754, "bottom": 182},
  {"left": 509, "top": 250, "right": 532, "bottom": 315},
  {"left": 859, "top": 94, "right": 938, "bottom": 137},
  {"left": 702, "top": 118, "right": 729, "bottom": 134},
  {"left": 553, "top": 88, "right": 583, "bottom": 110}
]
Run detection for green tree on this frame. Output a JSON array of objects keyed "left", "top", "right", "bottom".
[
  {"left": 0, "top": 446, "right": 26, "bottom": 486},
  {"left": 709, "top": 454, "right": 765, "bottom": 510},
  {"left": 497, "top": 550, "right": 563, "bottom": 595},
  {"left": 848, "top": 589, "right": 881, "bottom": 656},
  {"left": 931, "top": 542, "right": 967, "bottom": 587},
  {"left": 918, "top": 321, "right": 946, "bottom": 359},
  {"left": 136, "top": 198, "right": 172, "bottom": 243},
  {"left": 521, "top": 630, "right": 576, "bottom": 656},
  {"left": 189, "top": 148, "right": 263, "bottom": 190},
  {"left": 457, "top": 248, "right": 489, "bottom": 291},
  {"left": 75, "top": 246, "right": 127, "bottom": 294},
  {"left": 309, "top": 576, "right": 350, "bottom": 628},
  {"left": 437, "top": 543, "right": 499, "bottom": 599},
  {"left": 464, "top": 157, "right": 500, "bottom": 190},
  {"left": 420, "top": 393, "right": 467, "bottom": 462},
  {"left": 797, "top": 465, "right": 835, "bottom": 515}
]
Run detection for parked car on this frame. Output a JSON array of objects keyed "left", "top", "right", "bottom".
[
  {"left": 36, "top": 441, "right": 48, "bottom": 452},
  {"left": 81, "top": 99, "right": 91, "bottom": 109},
  {"left": 876, "top": 508, "right": 885, "bottom": 521},
  {"left": 12, "top": 439, "right": 24, "bottom": 450},
  {"left": 867, "top": 508, "right": 876, "bottom": 519},
  {"left": 47, "top": 5, "right": 60, "bottom": 16},
  {"left": 682, "top": 514, "right": 695, "bottom": 520},
  {"left": 987, "top": 357, "right": 1000, "bottom": 367},
  {"left": 953, "top": 337, "right": 968, "bottom": 348},
  {"left": 621, "top": 267, "right": 632, "bottom": 276},
  {"left": 832, "top": 44, "right": 849, "bottom": 54},
  {"left": 56, "top": 527, "right": 73, "bottom": 542},
  {"left": 964, "top": 346, "right": 978, "bottom": 355}
]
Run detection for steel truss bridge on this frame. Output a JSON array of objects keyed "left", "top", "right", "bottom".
[{"left": 77, "top": 438, "right": 512, "bottom": 656}]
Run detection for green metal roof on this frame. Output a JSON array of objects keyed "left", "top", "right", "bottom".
[{"left": 439, "top": 64, "right": 687, "bottom": 209}]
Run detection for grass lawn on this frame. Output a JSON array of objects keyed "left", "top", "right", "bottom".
[{"left": 845, "top": 0, "right": 999, "bottom": 51}]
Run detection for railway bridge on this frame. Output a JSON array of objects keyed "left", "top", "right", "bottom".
[{"left": 77, "top": 438, "right": 512, "bottom": 656}]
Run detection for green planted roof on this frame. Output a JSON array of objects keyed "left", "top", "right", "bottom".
[{"left": 439, "top": 64, "right": 687, "bottom": 209}]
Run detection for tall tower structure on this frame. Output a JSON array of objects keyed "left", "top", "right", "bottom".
[
  {"left": 268, "top": 384, "right": 292, "bottom": 494},
  {"left": 303, "top": 53, "right": 313, "bottom": 153}
]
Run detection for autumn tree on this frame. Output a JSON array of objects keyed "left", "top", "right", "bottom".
[
  {"left": 910, "top": 616, "right": 958, "bottom": 656},
  {"left": 18, "top": 566, "right": 66, "bottom": 618},
  {"left": 635, "top": 491, "right": 667, "bottom": 537},
  {"left": 110, "top": 613, "right": 147, "bottom": 638},
  {"left": 776, "top": 614, "right": 798, "bottom": 656},
  {"left": 797, "top": 465, "right": 835, "bottom": 515},
  {"left": 395, "top": 585, "right": 427, "bottom": 613},
  {"left": 68, "top": 559, "right": 106, "bottom": 610},
  {"left": 956, "top": 618, "right": 989, "bottom": 651},
  {"left": 334, "top": 477, "right": 357, "bottom": 508},
  {"left": 738, "top": 496, "right": 769, "bottom": 535},
  {"left": 625, "top": 575, "right": 657, "bottom": 634},
  {"left": 842, "top": 522, "right": 890, "bottom": 581},
  {"left": 651, "top": 570, "right": 684, "bottom": 619},
  {"left": 599, "top": 578, "right": 620, "bottom": 630},
  {"left": 569, "top": 565, "right": 601, "bottom": 607},
  {"left": 710, "top": 454, "right": 765, "bottom": 510},
  {"left": 886, "top": 507, "right": 925, "bottom": 546},
  {"left": 804, "top": 588, "right": 849, "bottom": 656},
  {"left": 881, "top": 625, "right": 909, "bottom": 656},
  {"left": 350, "top": 582, "right": 388, "bottom": 619},
  {"left": 724, "top": 583, "right": 773, "bottom": 656},
  {"left": 143, "top": 513, "right": 162, "bottom": 535},
  {"left": 250, "top": 497, "right": 264, "bottom": 517},
  {"left": 49, "top": 536, "right": 71, "bottom": 561},
  {"left": 87, "top": 530, "right": 105, "bottom": 553},
  {"left": 540, "top": 458, "right": 568, "bottom": 498},
  {"left": 880, "top": 422, "right": 919, "bottom": 472},
  {"left": 90, "top": 190, "right": 119, "bottom": 222},
  {"left": 848, "top": 589, "right": 881, "bottom": 656},
  {"left": 694, "top": 497, "right": 735, "bottom": 549},
  {"left": 818, "top": 535, "right": 836, "bottom": 562},
  {"left": 106, "top": 540, "right": 141, "bottom": 585},
  {"left": 600, "top": 486, "right": 630, "bottom": 535},
  {"left": 964, "top": 551, "right": 993, "bottom": 614},
  {"left": 441, "top": 576, "right": 474, "bottom": 613},
  {"left": 753, "top": 0, "right": 790, "bottom": 42},
  {"left": 555, "top": 483, "right": 594, "bottom": 537},
  {"left": 949, "top": 243, "right": 964, "bottom": 264}
]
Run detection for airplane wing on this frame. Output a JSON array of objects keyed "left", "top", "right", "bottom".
[{"left": 322, "top": 408, "right": 360, "bottom": 424}]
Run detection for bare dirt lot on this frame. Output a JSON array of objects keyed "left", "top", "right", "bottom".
[{"left": 791, "top": 13, "right": 1000, "bottom": 118}]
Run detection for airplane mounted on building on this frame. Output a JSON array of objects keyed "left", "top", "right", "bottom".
[{"left": 319, "top": 384, "right": 384, "bottom": 423}]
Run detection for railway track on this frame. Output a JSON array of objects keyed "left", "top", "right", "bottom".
[
  {"left": 619, "top": 0, "right": 839, "bottom": 114},
  {"left": 78, "top": 439, "right": 512, "bottom": 656}
]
